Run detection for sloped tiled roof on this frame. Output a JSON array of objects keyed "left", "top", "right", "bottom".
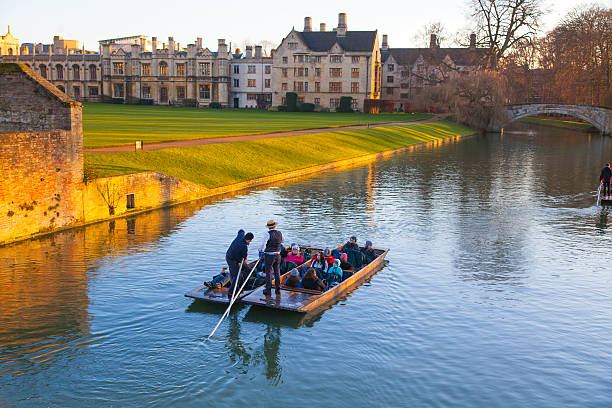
[
  {"left": 383, "top": 47, "right": 488, "bottom": 67},
  {"left": 296, "top": 31, "right": 377, "bottom": 52}
]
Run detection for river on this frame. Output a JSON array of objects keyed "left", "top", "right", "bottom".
[{"left": 1, "top": 123, "right": 611, "bottom": 407}]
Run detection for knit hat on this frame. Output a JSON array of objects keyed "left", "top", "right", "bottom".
[
  {"left": 290, "top": 268, "right": 299, "bottom": 277},
  {"left": 333, "top": 259, "right": 340, "bottom": 267},
  {"left": 266, "top": 220, "right": 277, "bottom": 229},
  {"left": 365, "top": 240, "right": 372, "bottom": 248},
  {"left": 324, "top": 248, "right": 331, "bottom": 256},
  {"left": 340, "top": 253, "right": 348, "bottom": 261},
  {"left": 291, "top": 243, "right": 299, "bottom": 251}
]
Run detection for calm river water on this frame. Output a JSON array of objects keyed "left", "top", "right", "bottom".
[{"left": 1, "top": 123, "right": 611, "bottom": 407}]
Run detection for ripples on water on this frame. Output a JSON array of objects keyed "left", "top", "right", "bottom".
[{"left": 1, "top": 124, "right": 612, "bottom": 407}]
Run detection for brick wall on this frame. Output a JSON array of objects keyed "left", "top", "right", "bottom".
[{"left": 0, "top": 63, "right": 83, "bottom": 245}]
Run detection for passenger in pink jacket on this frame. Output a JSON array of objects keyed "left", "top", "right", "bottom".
[{"left": 285, "top": 244, "right": 304, "bottom": 265}]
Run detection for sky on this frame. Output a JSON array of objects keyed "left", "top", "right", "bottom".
[{"left": 2, "top": 0, "right": 608, "bottom": 52}]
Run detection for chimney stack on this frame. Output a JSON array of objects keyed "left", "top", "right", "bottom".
[
  {"left": 382, "top": 34, "right": 388, "bottom": 50},
  {"left": 304, "top": 17, "right": 312, "bottom": 32},
  {"left": 337, "top": 13, "right": 347, "bottom": 36},
  {"left": 168, "top": 37, "right": 175, "bottom": 51},
  {"left": 255, "top": 45, "right": 262, "bottom": 59},
  {"left": 469, "top": 33, "right": 476, "bottom": 48},
  {"left": 246, "top": 45, "right": 253, "bottom": 59},
  {"left": 218, "top": 39, "right": 228, "bottom": 54},
  {"left": 152, "top": 36, "right": 157, "bottom": 52},
  {"left": 196, "top": 37, "right": 203, "bottom": 50},
  {"left": 430, "top": 34, "right": 438, "bottom": 48},
  {"left": 320, "top": 23, "right": 327, "bottom": 32}
]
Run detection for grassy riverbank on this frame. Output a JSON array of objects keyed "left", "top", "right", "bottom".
[
  {"left": 83, "top": 103, "right": 432, "bottom": 148},
  {"left": 86, "top": 121, "right": 473, "bottom": 188},
  {"left": 521, "top": 117, "right": 593, "bottom": 131}
]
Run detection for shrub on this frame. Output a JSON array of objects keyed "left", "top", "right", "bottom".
[
  {"left": 209, "top": 102, "right": 222, "bottom": 109},
  {"left": 277, "top": 105, "right": 288, "bottom": 112},
  {"left": 140, "top": 99, "right": 154, "bottom": 105},
  {"left": 268, "top": 106, "right": 279, "bottom": 112},
  {"left": 299, "top": 103, "right": 315, "bottom": 112},
  {"left": 337, "top": 96, "right": 353, "bottom": 113},
  {"left": 182, "top": 99, "right": 197, "bottom": 107},
  {"left": 111, "top": 98, "right": 124, "bottom": 104},
  {"left": 83, "top": 162, "right": 98, "bottom": 182},
  {"left": 286, "top": 92, "right": 298, "bottom": 112}
]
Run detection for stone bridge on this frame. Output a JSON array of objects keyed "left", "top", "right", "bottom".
[{"left": 491, "top": 103, "right": 612, "bottom": 134}]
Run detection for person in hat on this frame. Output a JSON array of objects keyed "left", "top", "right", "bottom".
[
  {"left": 285, "top": 243, "right": 304, "bottom": 265},
  {"left": 327, "top": 259, "right": 343, "bottom": 287},
  {"left": 600, "top": 163, "right": 612, "bottom": 198},
  {"left": 285, "top": 268, "right": 300, "bottom": 288},
  {"left": 342, "top": 236, "right": 359, "bottom": 252},
  {"left": 258, "top": 220, "right": 284, "bottom": 296},
  {"left": 225, "top": 230, "right": 254, "bottom": 299},
  {"left": 361, "top": 240, "right": 376, "bottom": 264},
  {"left": 339, "top": 252, "right": 355, "bottom": 272},
  {"left": 323, "top": 248, "right": 335, "bottom": 268}
]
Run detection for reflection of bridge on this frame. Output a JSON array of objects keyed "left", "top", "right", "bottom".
[{"left": 492, "top": 104, "right": 612, "bottom": 134}]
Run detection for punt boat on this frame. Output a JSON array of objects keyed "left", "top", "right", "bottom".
[
  {"left": 240, "top": 247, "right": 389, "bottom": 313},
  {"left": 597, "top": 182, "right": 612, "bottom": 206},
  {"left": 184, "top": 247, "right": 317, "bottom": 305}
]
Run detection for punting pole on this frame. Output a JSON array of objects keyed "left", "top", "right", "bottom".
[{"left": 207, "top": 257, "right": 261, "bottom": 340}]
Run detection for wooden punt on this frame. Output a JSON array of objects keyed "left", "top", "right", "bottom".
[
  {"left": 184, "top": 247, "right": 317, "bottom": 305},
  {"left": 240, "top": 247, "right": 389, "bottom": 313}
]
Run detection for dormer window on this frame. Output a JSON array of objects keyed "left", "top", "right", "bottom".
[
  {"left": 330, "top": 55, "right": 343, "bottom": 63},
  {"left": 388, "top": 64, "right": 394, "bottom": 72},
  {"left": 289, "top": 42, "right": 297, "bottom": 50}
]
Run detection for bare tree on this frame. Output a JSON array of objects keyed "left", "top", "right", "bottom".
[
  {"left": 413, "top": 21, "right": 448, "bottom": 48},
  {"left": 95, "top": 179, "right": 124, "bottom": 216},
  {"left": 468, "top": 0, "right": 545, "bottom": 68}
]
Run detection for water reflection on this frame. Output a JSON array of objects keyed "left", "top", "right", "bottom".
[{"left": 596, "top": 208, "right": 609, "bottom": 233}]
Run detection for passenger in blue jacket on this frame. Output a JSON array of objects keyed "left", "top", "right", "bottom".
[{"left": 225, "top": 229, "right": 254, "bottom": 299}]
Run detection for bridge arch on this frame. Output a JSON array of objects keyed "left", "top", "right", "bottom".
[{"left": 496, "top": 104, "right": 611, "bottom": 135}]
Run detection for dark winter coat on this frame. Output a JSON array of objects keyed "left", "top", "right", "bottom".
[
  {"left": 226, "top": 229, "right": 248, "bottom": 262},
  {"left": 601, "top": 167, "right": 612, "bottom": 182}
]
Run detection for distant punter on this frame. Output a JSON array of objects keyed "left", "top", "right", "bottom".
[{"left": 259, "top": 220, "right": 284, "bottom": 297}]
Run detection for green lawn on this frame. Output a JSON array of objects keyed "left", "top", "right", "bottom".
[
  {"left": 86, "top": 121, "right": 473, "bottom": 188},
  {"left": 521, "top": 117, "right": 593, "bottom": 130},
  {"left": 82, "top": 103, "right": 432, "bottom": 148}
]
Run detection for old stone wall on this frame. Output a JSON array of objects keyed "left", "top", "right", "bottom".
[{"left": 0, "top": 63, "right": 83, "bottom": 245}]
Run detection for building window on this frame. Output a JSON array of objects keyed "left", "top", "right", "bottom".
[
  {"left": 315, "top": 68, "right": 320, "bottom": 77},
  {"left": 401, "top": 83, "right": 409, "bottom": 89},
  {"left": 330, "top": 68, "right": 342, "bottom": 77},
  {"left": 351, "top": 82, "right": 359, "bottom": 93},
  {"left": 264, "top": 79, "right": 271, "bottom": 88},
  {"left": 400, "top": 93, "right": 409, "bottom": 99},
  {"left": 315, "top": 82, "right": 320, "bottom": 92},
  {"left": 281, "top": 82, "right": 288, "bottom": 91},
  {"left": 159, "top": 62, "right": 168, "bottom": 76},
  {"left": 386, "top": 87, "right": 394, "bottom": 95},
  {"left": 113, "top": 83, "right": 124, "bottom": 98},
  {"left": 288, "top": 42, "right": 297, "bottom": 50},
  {"left": 177, "top": 86, "right": 186, "bottom": 99},
  {"left": 388, "top": 64, "right": 394, "bottom": 72},
  {"left": 142, "top": 85, "right": 151, "bottom": 99},
  {"left": 265, "top": 65, "right": 271, "bottom": 74},
  {"left": 295, "top": 81, "right": 304, "bottom": 92},
  {"left": 248, "top": 79, "right": 256, "bottom": 87},
  {"left": 304, "top": 82, "right": 308, "bottom": 92},
  {"left": 282, "top": 68, "right": 288, "bottom": 78},
  {"left": 248, "top": 65, "right": 256, "bottom": 73},
  {"left": 176, "top": 63, "right": 185, "bottom": 76},
  {"left": 297, "top": 55, "right": 304, "bottom": 63},
  {"left": 88, "top": 86, "right": 99, "bottom": 96},
  {"left": 89, "top": 64, "right": 97, "bottom": 80},
  {"left": 352, "top": 68, "right": 359, "bottom": 77},
  {"left": 282, "top": 56, "right": 288, "bottom": 64},
  {"left": 330, "top": 55, "right": 343, "bottom": 63},
  {"left": 112, "top": 62, "right": 124, "bottom": 75},
  {"left": 39, "top": 64, "right": 47, "bottom": 78},
  {"left": 73, "top": 86, "right": 80, "bottom": 98},
  {"left": 314, "top": 56, "right": 322, "bottom": 63},
  {"left": 351, "top": 100, "right": 359, "bottom": 110},
  {"left": 387, "top": 76, "right": 394, "bottom": 83},
  {"left": 329, "top": 82, "right": 342, "bottom": 92},
  {"left": 401, "top": 70, "right": 409, "bottom": 78},
  {"left": 199, "top": 84, "right": 210, "bottom": 99},
  {"left": 72, "top": 65, "right": 80, "bottom": 80},
  {"left": 142, "top": 63, "right": 150, "bottom": 76},
  {"left": 330, "top": 98, "right": 340, "bottom": 109},
  {"left": 233, "top": 79, "right": 240, "bottom": 87},
  {"left": 352, "top": 56, "right": 360, "bottom": 63},
  {"left": 305, "top": 67, "right": 308, "bottom": 76},
  {"left": 199, "top": 62, "right": 210, "bottom": 76},
  {"left": 56, "top": 64, "right": 64, "bottom": 80},
  {"left": 126, "top": 194, "right": 135, "bottom": 209},
  {"left": 314, "top": 97, "right": 320, "bottom": 105},
  {"left": 233, "top": 65, "right": 239, "bottom": 74},
  {"left": 296, "top": 67, "right": 304, "bottom": 77},
  {"left": 247, "top": 94, "right": 257, "bottom": 100}
]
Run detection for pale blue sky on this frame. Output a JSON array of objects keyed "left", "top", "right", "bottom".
[{"left": 2, "top": 0, "right": 607, "bottom": 51}]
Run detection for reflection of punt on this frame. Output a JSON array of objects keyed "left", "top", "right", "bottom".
[
  {"left": 597, "top": 182, "right": 612, "bottom": 206},
  {"left": 184, "top": 248, "right": 317, "bottom": 305},
  {"left": 241, "top": 247, "right": 388, "bottom": 313}
]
